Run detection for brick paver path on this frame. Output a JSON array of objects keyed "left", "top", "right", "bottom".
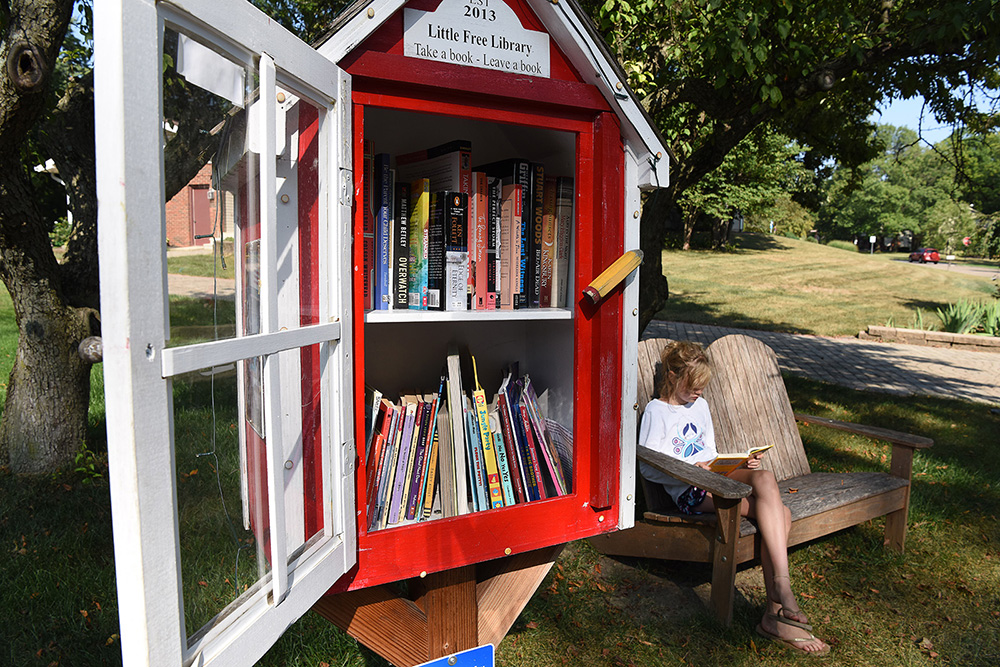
[{"left": 645, "top": 321, "right": 1000, "bottom": 406}]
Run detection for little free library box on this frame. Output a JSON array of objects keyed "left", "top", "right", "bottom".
[{"left": 94, "top": 1, "right": 668, "bottom": 666}]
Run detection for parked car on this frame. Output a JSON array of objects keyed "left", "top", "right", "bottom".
[{"left": 909, "top": 247, "right": 940, "bottom": 263}]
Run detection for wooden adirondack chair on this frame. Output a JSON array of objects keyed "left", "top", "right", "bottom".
[{"left": 590, "top": 334, "right": 933, "bottom": 625}]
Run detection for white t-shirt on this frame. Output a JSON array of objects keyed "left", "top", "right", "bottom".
[{"left": 638, "top": 397, "right": 718, "bottom": 504}]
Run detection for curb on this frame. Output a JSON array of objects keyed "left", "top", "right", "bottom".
[{"left": 859, "top": 326, "right": 1000, "bottom": 354}]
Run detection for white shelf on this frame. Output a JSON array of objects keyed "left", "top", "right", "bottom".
[{"left": 364, "top": 308, "right": 574, "bottom": 324}]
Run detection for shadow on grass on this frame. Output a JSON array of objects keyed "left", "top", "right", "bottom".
[{"left": 657, "top": 292, "right": 816, "bottom": 335}]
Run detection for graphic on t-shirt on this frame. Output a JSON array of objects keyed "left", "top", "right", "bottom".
[{"left": 672, "top": 422, "right": 705, "bottom": 458}]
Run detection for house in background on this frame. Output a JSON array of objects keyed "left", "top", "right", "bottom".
[{"left": 164, "top": 162, "right": 228, "bottom": 247}]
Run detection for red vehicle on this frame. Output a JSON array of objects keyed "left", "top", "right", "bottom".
[{"left": 909, "top": 247, "right": 940, "bottom": 263}]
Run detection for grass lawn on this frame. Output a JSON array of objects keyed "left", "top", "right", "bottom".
[
  {"left": 166, "top": 249, "right": 236, "bottom": 281},
  {"left": 659, "top": 234, "right": 997, "bottom": 337}
]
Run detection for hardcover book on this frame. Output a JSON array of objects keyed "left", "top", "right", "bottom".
[
  {"left": 498, "top": 184, "right": 523, "bottom": 310},
  {"left": 427, "top": 193, "right": 445, "bottom": 310},
  {"left": 539, "top": 176, "right": 557, "bottom": 308},
  {"left": 446, "top": 345, "right": 470, "bottom": 515},
  {"left": 553, "top": 176, "right": 574, "bottom": 308},
  {"left": 397, "top": 139, "right": 472, "bottom": 195},
  {"left": 529, "top": 162, "right": 545, "bottom": 307},
  {"left": 407, "top": 179, "right": 431, "bottom": 309},
  {"left": 443, "top": 192, "right": 469, "bottom": 311},
  {"left": 392, "top": 179, "right": 410, "bottom": 309},
  {"left": 477, "top": 158, "right": 531, "bottom": 307},
  {"left": 471, "top": 171, "right": 492, "bottom": 310},
  {"left": 375, "top": 153, "right": 393, "bottom": 310},
  {"left": 362, "top": 140, "right": 375, "bottom": 311}
]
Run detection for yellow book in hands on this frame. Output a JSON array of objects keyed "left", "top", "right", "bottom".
[{"left": 708, "top": 444, "right": 774, "bottom": 476}]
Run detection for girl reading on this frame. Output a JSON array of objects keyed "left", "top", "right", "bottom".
[{"left": 639, "top": 340, "right": 830, "bottom": 656}]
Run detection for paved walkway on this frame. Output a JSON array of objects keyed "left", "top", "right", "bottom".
[{"left": 644, "top": 321, "right": 1000, "bottom": 406}]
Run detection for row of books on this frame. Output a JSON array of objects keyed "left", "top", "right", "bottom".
[
  {"left": 363, "top": 348, "right": 573, "bottom": 531},
  {"left": 362, "top": 139, "right": 575, "bottom": 312}
]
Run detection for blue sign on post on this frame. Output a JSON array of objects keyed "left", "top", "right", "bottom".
[{"left": 415, "top": 644, "right": 494, "bottom": 667}]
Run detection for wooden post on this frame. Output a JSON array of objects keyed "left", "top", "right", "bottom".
[
  {"left": 312, "top": 546, "right": 563, "bottom": 667},
  {"left": 710, "top": 497, "right": 743, "bottom": 626}
]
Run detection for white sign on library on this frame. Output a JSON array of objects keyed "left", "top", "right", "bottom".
[{"left": 404, "top": 0, "right": 550, "bottom": 78}]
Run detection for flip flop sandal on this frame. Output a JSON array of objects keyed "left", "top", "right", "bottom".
[
  {"left": 768, "top": 604, "right": 813, "bottom": 631},
  {"left": 756, "top": 624, "right": 831, "bottom": 657}
]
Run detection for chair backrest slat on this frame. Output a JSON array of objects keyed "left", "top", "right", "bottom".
[{"left": 702, "top": 335, "right": 811, "bottom": 481}]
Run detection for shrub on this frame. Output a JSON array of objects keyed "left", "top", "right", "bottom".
[
  {"left": 982, "top": 299, "right": 1000, "bottom": 336},
  {"left": 827, "top": 240, "right": 857, "bottom": 252},
  {"left": 937, "top": 299, "right": 984, "bottom": 334}
]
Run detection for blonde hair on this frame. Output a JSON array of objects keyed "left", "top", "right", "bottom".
[{"left": 657, "top": 340, "right": 712, "bottom": 400}]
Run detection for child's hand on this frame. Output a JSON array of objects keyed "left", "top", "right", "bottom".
[
  {"left": 746, "top": 455, "right": 763, "bottom": 470},
  {"left": 695, "top": 461, "right": 712, "bottom": 471}
]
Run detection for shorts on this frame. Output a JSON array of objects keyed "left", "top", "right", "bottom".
[{"left": 675, "top": 485, "right": 708, "bottom": 515}]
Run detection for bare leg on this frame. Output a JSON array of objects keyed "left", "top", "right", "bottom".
[{"left": 697, "top": 470, "right": 828, "bottom": 653}]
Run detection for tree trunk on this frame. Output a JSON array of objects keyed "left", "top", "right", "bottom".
[
  {"left": 637, "top": 188, "right": 672, "bottom": 335},
  {"left": 0, "top": 0, "right": 84, "bottom": 472},
  {"left": 0, "top": 152, "right": 94, "bottom": 473}
]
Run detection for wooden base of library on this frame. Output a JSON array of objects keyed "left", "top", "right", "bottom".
[{"left": 312, "top": 545, "right": 563, "bottom": 667}]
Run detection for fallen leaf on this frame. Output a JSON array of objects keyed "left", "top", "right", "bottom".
[
  {"left": 526, "top": 621, "right": 538, "bottom": 629},
  {"left": 198, "top": 581, "right": 208, "bottom": 587},
  {"left": 787, "top": 488, "right": 799, "bottom": 493},
  {"left": 801, "top": 593, "right": 815, "bottom": 599}
]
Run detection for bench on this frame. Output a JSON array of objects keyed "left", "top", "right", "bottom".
[{"left": 589, "top": 334, "right": 933, "bottom": 624}]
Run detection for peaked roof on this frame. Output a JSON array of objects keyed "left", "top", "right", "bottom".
[{"left": 315, "top": 0, "right": 670, "bottom": 190}]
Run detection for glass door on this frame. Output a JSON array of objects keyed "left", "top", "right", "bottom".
[{"left": 95, "top": 1, "right": 355, "bottom": 665}]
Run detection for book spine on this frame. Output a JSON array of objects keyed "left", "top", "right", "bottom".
[
  {"left": 375, "top": 154, "right": 392, "bottom": 310},
  {"left": 554, "top": 177, "right": 574, "bottom": 309},
  {"left": 365, "top": 431, "right": 385, "bottom": 529},
  {"left": 408, "top": 179, "right": 430, "bottom": 309},
  {"left": 539, "top": 176, "right": 557, "bottom": 308},
  {"left": 529, "top": 163, "right": 544, "bottom": 308},
  {"left": 518, "top": 402, "right": 547, "bottom": 500},
  {"left": 388, "top": 401, "right": 417, "bottom": 524},
  {"left": 499, "top": 184, "right": 522, "bottom": 310},
  {"left": 427, "top": 193, "right": 445, "bottom": 310},
  {"left": 378, "top": 406, "right": 403, "bottom": 529},
  {"left": 436, "top": 377, "right": 457, "bottom": 518},
  {"left": 497, "top": 392, "right": 527, "bottom": 504},
  {"left": 418, "top": 383, "right": 444, "bottom": 518},
  {"left": 487, "top": 176, "right": 501, "bottom": 307},
  {"left": 472, "top": 171, "right": 490, "bottom": 310},
  {"left": 507, "top": 389, "right": 540, "bottom": 501},
  {"left": 443, "top": 192, "right": 469, "bottom": 311},
  {"left": 473, "top": 387, "right": 504, "bottom": 509},
  {"left": 490, "top": 406, "right": 517, "bottom": 506},
  {"left": 362, "top": 141, "right": 375, "bottom": 311},
  {"left": 446, "top": 349, "right": 469, "bottom": 515},
  {"left": 516, "top": 162, "right": 531, "bottom": 308},
  {"left": 522, "top": 377, "right": 567, "bottom": 496},
  {"left": 405, "top": 401, "right": 431, "bottom": 520},
  {"left": 466, "top": 402, "right": 487, "bottom": 511},
  {"left": 392, "top": 180, "right": 410, "bottom": 309}
]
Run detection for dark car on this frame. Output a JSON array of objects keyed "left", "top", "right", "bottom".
[{"left": 909, "top": 247, "right": 940, "bottom": 263}]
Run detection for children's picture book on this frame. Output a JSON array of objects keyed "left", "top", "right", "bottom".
[{"left": 708, "top": 444, "right": 774, "bottom": 475}]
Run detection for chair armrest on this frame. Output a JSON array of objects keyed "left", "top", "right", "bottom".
[
  {"left": 637, "top": 445, "right": 752, "bottom": 500},
  {"left": 794, "top": 413, "right": 933, "bottom": 450}
]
